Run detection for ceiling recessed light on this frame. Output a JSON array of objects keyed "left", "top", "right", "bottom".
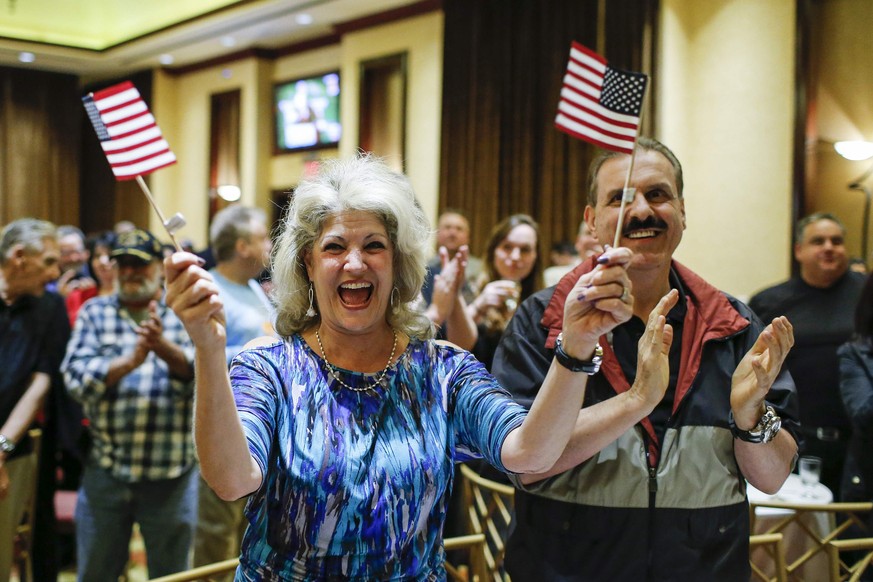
[
  {"left": 18, "top": 52, "right": 35, "bottom": 63},
  {"left": 220, "top": 36, "right": 237, "bottom": 48},
  {"left": 158, "top": 54, "right": 174, "bottom": 65},
  {"left": 295, "top": 13, "right": 313, "bottom": 26}
]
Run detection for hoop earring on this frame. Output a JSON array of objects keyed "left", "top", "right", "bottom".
[
  {"left": 306, "top": 282, "right": 317, "bottom": 318},
  {"left": 390, "top": 286, "right": 400, "bottom": 314}
]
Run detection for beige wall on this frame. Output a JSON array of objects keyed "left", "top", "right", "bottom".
[
  {"left": 340, "top": 11, "right": 444, "bottom": 229},
  {"left": 149, "top": 11, "right": 443, "bottom": 250},
  {"left": 658, "top": 0, "right": 796, "bottom": 300},
  {"left": 152, "top": 59, "right": 272, "bottom": 248}
]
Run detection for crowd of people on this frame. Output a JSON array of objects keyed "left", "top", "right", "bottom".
[{"left": 1, "top": 136, "right": 872, "bottom": 580}]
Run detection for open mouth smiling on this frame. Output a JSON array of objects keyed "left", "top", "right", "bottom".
[{"left": 338, "top": 281, "right": 373, "bottom": 307}]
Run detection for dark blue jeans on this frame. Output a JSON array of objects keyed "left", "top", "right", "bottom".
[{"left": 75, "top": 464, "right": 198, "bottom": 581}]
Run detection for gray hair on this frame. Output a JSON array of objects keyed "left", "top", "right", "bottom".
[
  {"left": 586, "top": 136, "right": 684, "bottom": 207},
  {"left": 794, "top": 212, "right": 846, "bottom": 244},
  {"left": 271, "top": 154, "right": 434, "bottom": 339},
  {"left": 0, "top": 218, "right": 57, "bottom": 265},
  {"left": 57, "top": 225, "right": 86, "bottom": 243},
  {"left": 209, "top": 205, "right": 267, "bottom": 263}
]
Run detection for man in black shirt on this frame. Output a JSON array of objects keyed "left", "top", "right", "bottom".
[
  {"left": 750, "top": 212, "right": 865, "bottom": 498},
  {"left": 0, "top": 218, "right": 69, "bottom": 580}
]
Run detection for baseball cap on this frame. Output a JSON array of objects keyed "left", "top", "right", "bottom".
[{"left": 110, "top": 229, "right": 163, "bottom": 263}]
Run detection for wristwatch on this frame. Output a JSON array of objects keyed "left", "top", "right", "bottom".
[
  {"left": 554, "top": 333, "right": 603, "bottom": 375},
  {"left": 0, "top": 434, "right": 15, "bottom": 454},
  {"left": 729, "top": 405, "right": 782, "bottom": 444}
]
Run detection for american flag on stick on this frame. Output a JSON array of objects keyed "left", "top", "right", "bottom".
[
  {"left": 555, "top": 42, "right": 648, "bottom": 154},
  {"left": 82, "top": 80, "right": 185, "bottom": 249},
  {"left": 83, "top": 81, "right": 177, "bottom": 180}
]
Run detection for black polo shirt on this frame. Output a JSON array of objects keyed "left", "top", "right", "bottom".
[
  {"left": 0, "top": 291, "right": 70, "bottom": 458},
  {"left": 611, "top": 270, "right": 687, "bottom": 446}
]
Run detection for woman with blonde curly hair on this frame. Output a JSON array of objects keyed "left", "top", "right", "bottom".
[{"left": 164, "top": 154, "right": 638, "bottom": 580}]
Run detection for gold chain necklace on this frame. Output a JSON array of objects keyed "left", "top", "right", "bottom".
[{"left": 315, "top": 328, "right": 398, "bottom": 393}]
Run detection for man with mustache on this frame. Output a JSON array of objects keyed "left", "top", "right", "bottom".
[
  {"left": 492, "top": 137, "right": 800, "bottom": 581},
  {"left": 62, "top": 228, "right": 197, "bottom": 581},
  {"left": 750, "top": 213, "right": 865, "bottom": 499}
]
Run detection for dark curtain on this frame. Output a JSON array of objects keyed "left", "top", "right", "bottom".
[
  {"left": 439, "top": 0, "right": 657, "bottom": 258},
  {"left": 0, "top": 67, "right": 81, "bottom": 226}
]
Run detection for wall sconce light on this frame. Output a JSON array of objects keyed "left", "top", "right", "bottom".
[
  {"left": 835, "top": 140, "right": 873, "bottom": 161},
  {"left": 835, "top": 140, "right": 873, "bottom": 262},
  {"left": 216, "top": 184, "right": 241, "bottom": 202}
]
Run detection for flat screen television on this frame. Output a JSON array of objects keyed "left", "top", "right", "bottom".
[{"left": 273, "top": 71, "right": 341, "bottom": 153}]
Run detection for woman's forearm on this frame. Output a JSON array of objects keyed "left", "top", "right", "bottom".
[{"left": 193, "top": 348, "right": 262, "bottom": 500}]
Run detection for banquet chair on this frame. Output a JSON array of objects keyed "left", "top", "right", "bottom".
[
  {"left": 12, "top": 428, "right": 41, "bottom": 582},
  {"left": 445, "top": 533, "right": 488, "bottom": 582},
  {"left": 826, "top": 537, "right": 873, "bottom": 582},
  {"left": 458, "top": 463, "right": 515, "bottom": 582},
  {"left": 750, "top": 500, "right": 873, "bottom": 580},
  {"left": 750, "top": 532, "right": 788, "bottom": 582}
]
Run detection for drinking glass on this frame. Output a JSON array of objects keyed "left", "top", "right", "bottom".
[{"left": 798, "top": 456, "right": 822, "bottom": 498}]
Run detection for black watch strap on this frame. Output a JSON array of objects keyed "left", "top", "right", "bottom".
[{"left": 554, "top": 333, "right": 603, "bottom": 375}]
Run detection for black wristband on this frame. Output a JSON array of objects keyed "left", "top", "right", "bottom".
[{"left": 554, "top": 333, "right": 603, "bottom": 375}]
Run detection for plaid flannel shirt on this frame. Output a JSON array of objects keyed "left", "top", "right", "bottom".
[{"left": 62, "top": 294, "right": 196, "bottom": 482}]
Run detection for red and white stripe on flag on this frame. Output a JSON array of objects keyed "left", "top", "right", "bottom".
[
  {"left": 82, "top": 81, "right": 177, "bottom": 180},
  {"left": 555, "top": 42, "right": 648, "bottom": 154}
]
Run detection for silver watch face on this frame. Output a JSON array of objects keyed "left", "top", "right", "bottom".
[{"left": 756, "top": 408, "right": 781, "bottom": 443}]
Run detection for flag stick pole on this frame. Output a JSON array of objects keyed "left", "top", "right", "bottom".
[
  {"left": 135, "top": 175, "right": 182, "bottom": 251},
  {"left": 611, "top": 107, "right": 647, "bottom": 249}
]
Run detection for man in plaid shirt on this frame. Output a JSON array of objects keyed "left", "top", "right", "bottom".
[{"left": 62, "top": 228, "right": 197, "bottom": 581}]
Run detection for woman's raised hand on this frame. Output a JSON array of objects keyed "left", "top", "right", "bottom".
[
  {"left": 164, "top": 252, "right": 227, "bottom": 348},
  {"left": 560, "top": 246, "right": 634, "bottom": 356}
]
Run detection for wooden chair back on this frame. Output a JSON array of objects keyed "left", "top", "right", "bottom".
[
  {"left": 459, "top": 463, "right": 515, "bottom": 582},
  {"left": 826, "top": 537, "right": 873, "bottom": 582},
  {"left": 750, "top": 532, "right": 788, "bottom": 582},
  {"left": 12, "top": 428, "right": 41, "bottom": 582},
  {"left": 444, "top": 533, "right": 488, "bottom": 582},
  {"left": 750, "top": 500, "right": 873, "bottom": 581},
  {"left": 147, "top": 558, "right": 239, "bottom": 581}
]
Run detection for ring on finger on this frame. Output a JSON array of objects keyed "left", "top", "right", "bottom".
[{"left": 620, "top": 287, "right": 630, "bottom": 303}]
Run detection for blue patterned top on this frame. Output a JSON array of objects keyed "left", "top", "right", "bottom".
[{"left": 231, "top": 334, "right": 526, "bottom": 581}]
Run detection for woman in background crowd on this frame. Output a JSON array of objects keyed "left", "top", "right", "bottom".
[
  {"left": 839, "top": 273, "right": 873, "bottom": 507},
  {"left": 64, "top": 231, "right": 117, "bottom": 325},
  {"left": 466, "top": 214, "right": 542, "bottom": 370}
]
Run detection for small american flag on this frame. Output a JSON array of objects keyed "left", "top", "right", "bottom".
[
  {"left": 83, "top": 81, "right": 177, "bottom": 180},
  {"left": 555, "top": 42, "right": 648, "bottom": 154}
]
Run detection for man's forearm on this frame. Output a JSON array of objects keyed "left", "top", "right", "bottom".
[
  {"left": 154, "top": 340, "right": 194, "bottom": 380},
  {"left": 517, "top": 388, "right": 653, "bottom": 484},
  {"left": 0, "top": 372, "right": 51, "bottom": 444},
  {"left": 735, "top": 430, "right": 797, "bottom": 494}
]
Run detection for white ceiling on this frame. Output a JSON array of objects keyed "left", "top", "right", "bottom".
[{"left": 0, "top": 0, "right": 423, "bottom": 80}]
